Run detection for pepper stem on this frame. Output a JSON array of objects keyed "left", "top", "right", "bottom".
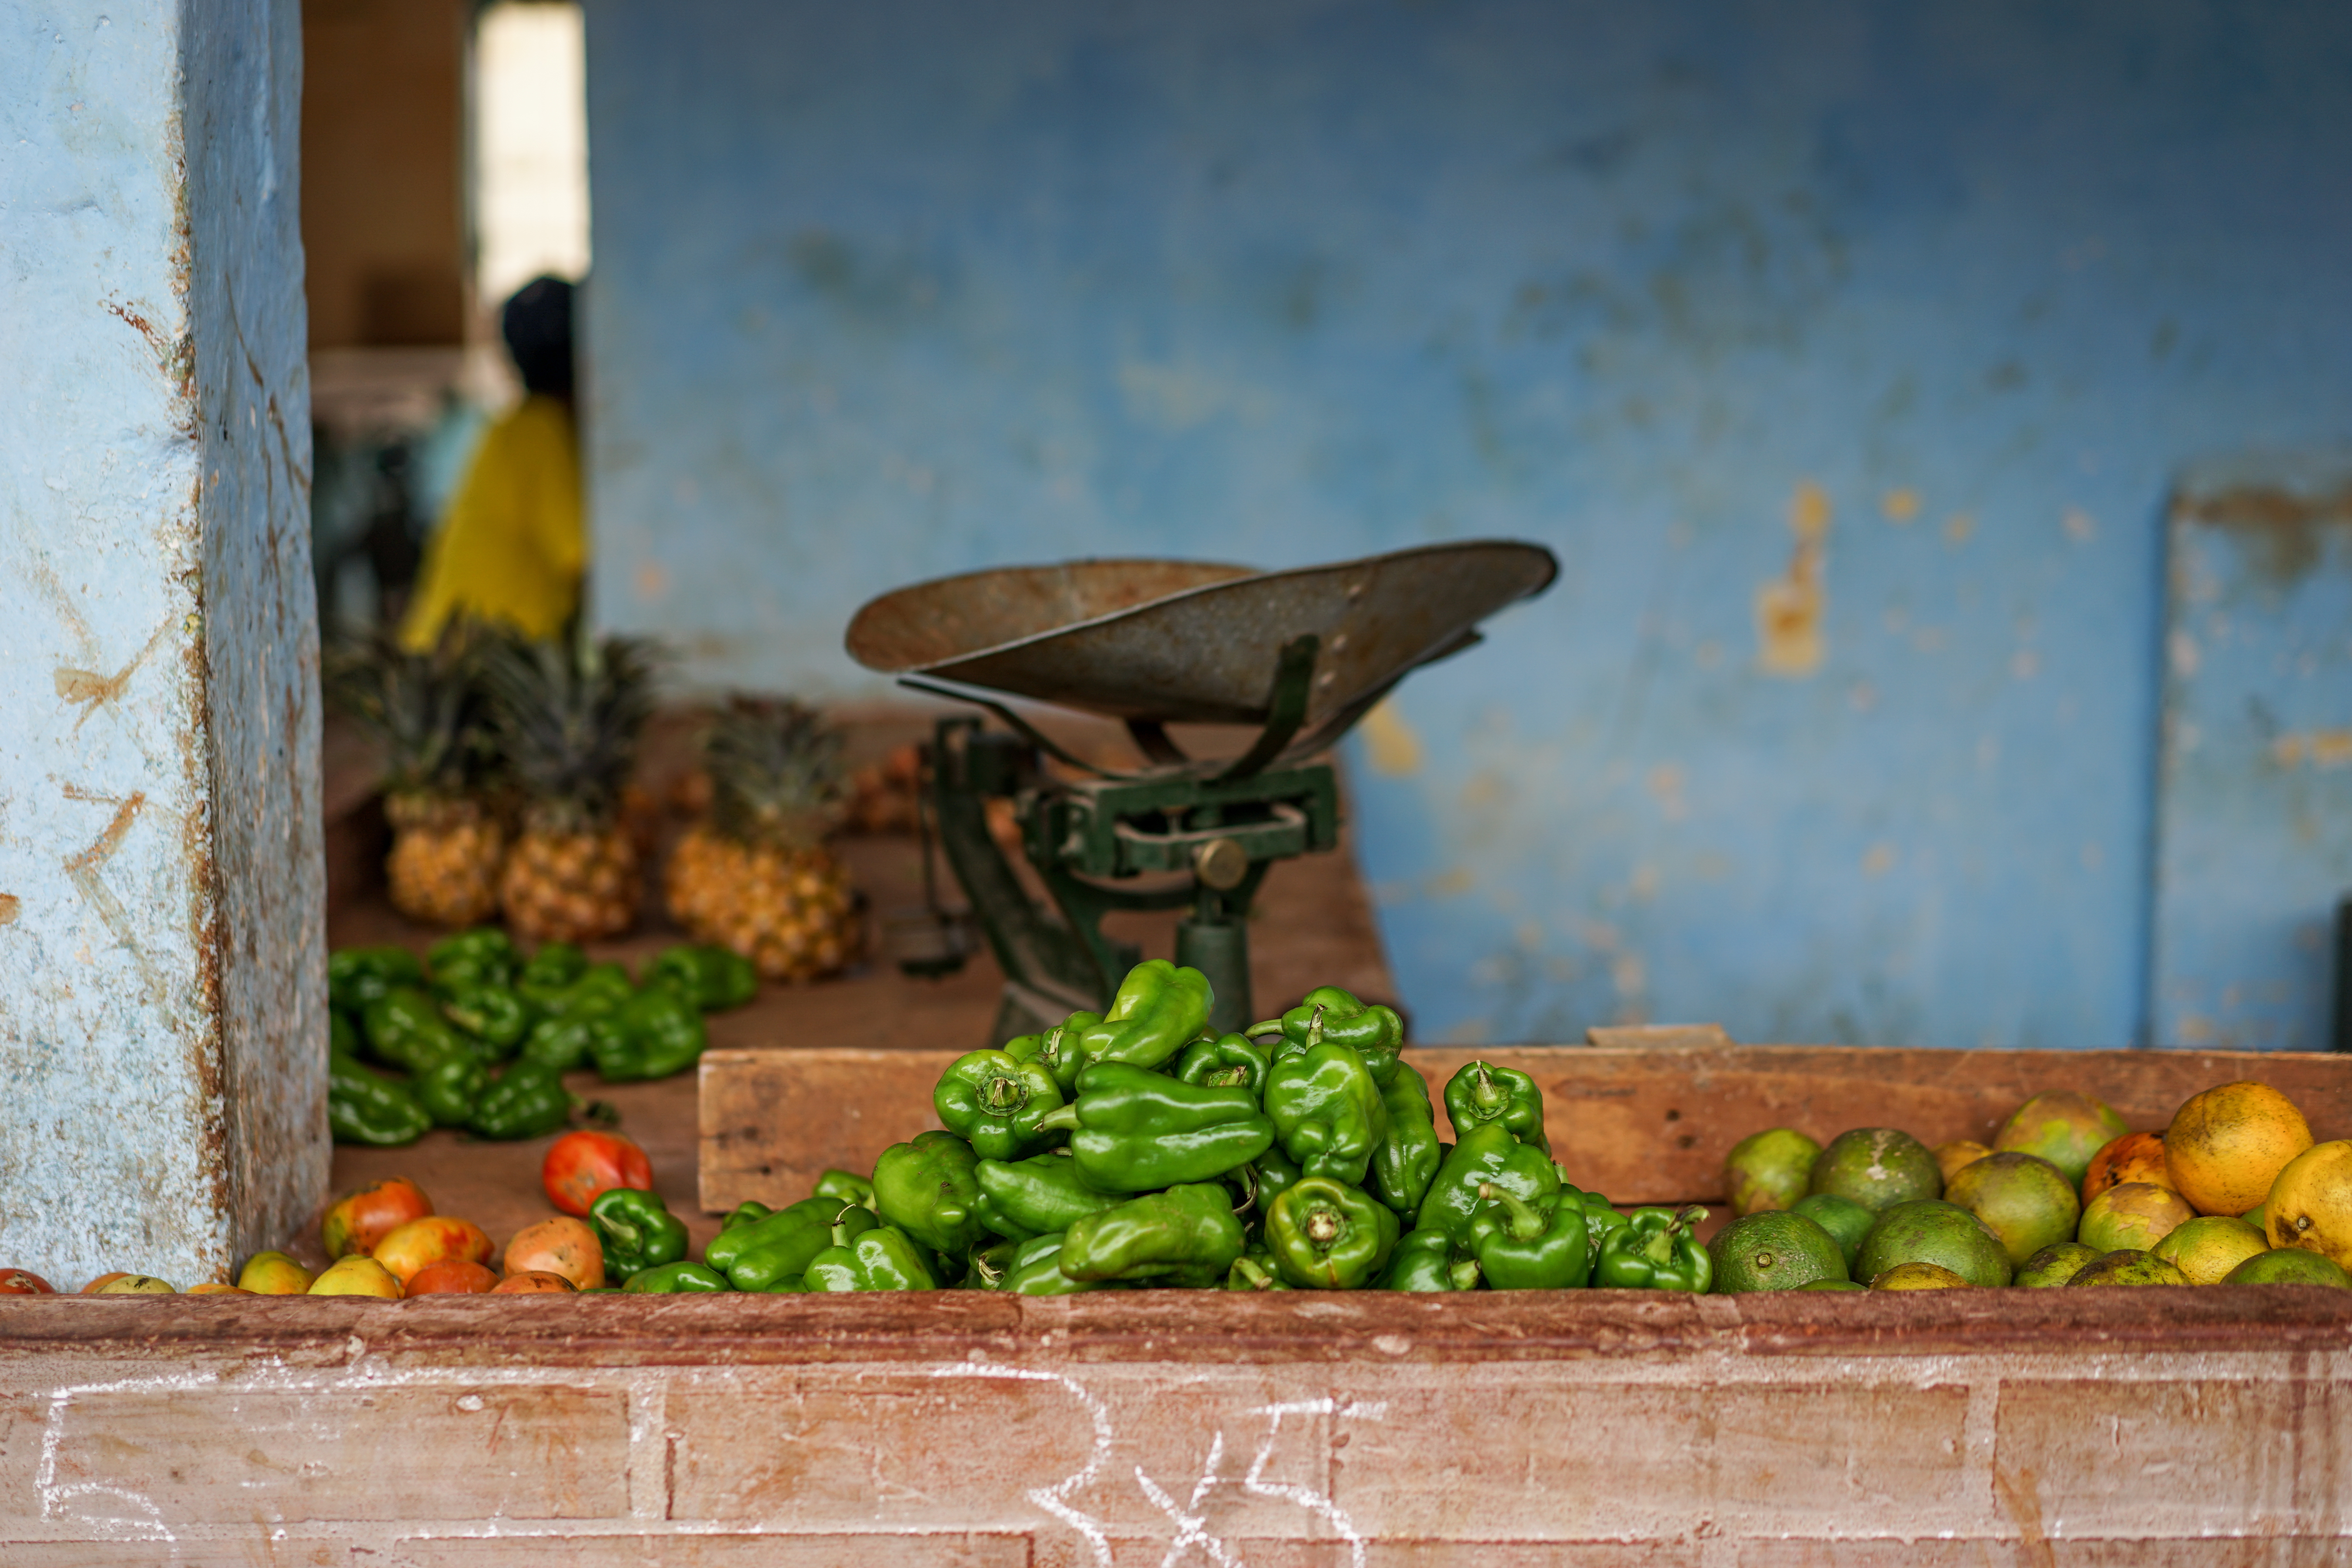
[
  {"left": 1031, "top": 1104, "right": 1080, "bottom": 1134},
  {"left": 1477, "top": 1182, "right": 1547, "bottom": 1242},
  {"left": 1233, "top": 1256, "right": 1277, "bottom": 1291},
  {"left": 1305, "top": 1006, "right": 1325, "bottom": 1050},
  {"left": 1470, "top": 1062, "right": 1504, "bottom": 1114},
  {"left": 979, "top": 1074, "right": 1025, "bottom": 1113},
  {"left": 1304, "top": 1203, "right": 1343, "bottom": 1248}
]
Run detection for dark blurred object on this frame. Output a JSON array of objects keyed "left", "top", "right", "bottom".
[
  {"left": 2335, "top": 896, "right": 2350, "bottom": 1053},
  {"left": 313, "top": 430, "right": 426, "bottom": 626},
  {"left": 502, "top": 275, "right": 576, "bottom": 397},
  {"left": 844, "top": 743, "right": 922, "bottom": 834}
]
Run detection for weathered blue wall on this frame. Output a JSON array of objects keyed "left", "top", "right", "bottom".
[{"left": 582, "top": 2, "right": 2352, "bottom": 1049}]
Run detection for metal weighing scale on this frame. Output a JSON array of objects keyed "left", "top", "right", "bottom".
[{"left": 845, "top": 539, "right": 1558, "bottom": 1044}]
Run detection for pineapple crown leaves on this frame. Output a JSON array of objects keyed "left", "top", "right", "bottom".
[
  {"left": 322, "top": 618, "right": 497, "bottom": 799},
  {"left": 703, "top": 694, "right": 846, "bottom": 848},
  {"left": 480, "top": 630, "right": 661, "bottom": 831}
]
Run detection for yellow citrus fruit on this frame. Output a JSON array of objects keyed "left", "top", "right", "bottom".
[
  {"left": 1870, "top": 1260, "right": 1971, "bottom": 1290},
  {"left": 2165, "top": 1082, "right": 2313, "bottom": 1216},
  {"left": 2077, "top": 1181, "right": 2195, "bottom": 1253},
  {"left": 2150, "top": 1215, "right": 2269, "bottom": 1285},
  {"left": 2263, "top": 1139, "right": 2352, "bottom": 1271},
  {"left": 1933, "top": 1140, "right": 1992, "bottom": 1185}
]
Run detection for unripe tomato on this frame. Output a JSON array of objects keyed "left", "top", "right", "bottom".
[
  {"left": 0, "top": 1269, "right": 55, "bottom": 1294},
  {"left": 505, "top": 1215, "right": 605, "bottom": 1290},
  {"left": 322, "top": 1177, "right": 434, "bottom": 1259},
  {"left": 406, "top": 1260, "right": 501, "bottom": 1294},
  {"left": 542, "top": 1131, "right": 653, "bottom": 1217},
  {"left": 372, "top": 1216, "right": 495, "bottom": 1286}
]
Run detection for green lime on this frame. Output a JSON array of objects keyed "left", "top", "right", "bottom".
[
  {"left": 2078, "top": 1181, "right": 2195, "bottom": 1254},
  {"left": 2067, "top": 1249, "right": 2187, "bottom": 1287},
  {"left": 2242, "top": 1200, "right": 2267, "bottom": 1229},
  {"left": 1807, "top": 1128, "right": 1943, "bottom": 1213},
  {"left": 1723, "top": 1128, "right": 1822, "bottom": 1217},
  {"left": 1855, "top": 1199, "right": 2013, "bottom": 1288},
  {"left": 1945, "top": 1152, "right": 2081, "bottom": 1267},
  {"left": 2223, "top": 1248, "right": 2352, "bottom": 1287},
  {"left": 1993, "top": 1091, "right": 2129, "bottom": 1189},
  {"left": 2015, "top": 1241, "right": 2100, "bottom": 1287},
  {"left": 1791, "top": 1192, "right": 1875, "bottom": 1272},
  {"left": 1871, "top": 1261, "right": 1971, "bottom": 1290},
  {"left": 1798, "top": 1279, "right": 1866, "bottom": 1291},
  {"left": 1709, "top": 1211, "right": 1848, "bottom": 1292},
  {"left": 2152, "top": 1215, "right": 2267, "bottom": 1285}
]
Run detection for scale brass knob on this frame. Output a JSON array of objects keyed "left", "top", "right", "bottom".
[{"left": 1193, "top": 836, "right": 1250, "bottom": 891}]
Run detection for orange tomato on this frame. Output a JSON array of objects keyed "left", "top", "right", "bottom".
[
  {"left": 322, "top": 1177, "right": 434, "bottom": 1260},
  {"left": 504, "top": 1215, "right": 605, "bottom": 1290},
  {"left": 542, "top": 1131, "right": 653, "bottom": 1217},
  {"left": 491, "top": 1269, "right": 578, "bottom": 1294},
  {"left": 0, "top": 1269, "right": 55, "bottom": 1294},
  {"left": 406, "top": 1259, "right": 501, "bottom": 1295},
  {"left": 372, "top": 1216, "right": 496, "bottom": 1286},
  {"left": 2082, "top": 1131, "right": 2173, "bottom": 1203}
]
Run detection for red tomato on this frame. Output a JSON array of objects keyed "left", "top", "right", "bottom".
[
  {"left": 542, "top": 1131, "right": 652, "bottom": 1217},
  {"left": 0, "top": 1269, "right": 55, "bottom": 1295},
  {"left": 406, "top": 1260, "right": 501, "bottom": 1295},
  {"left": 321, "top": 1177, "right": 434, "bottom": 1259}
]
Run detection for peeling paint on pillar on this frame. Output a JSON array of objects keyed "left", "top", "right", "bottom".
[{"left": 0, "top": 0, "right": 325, "bottom": 1285}]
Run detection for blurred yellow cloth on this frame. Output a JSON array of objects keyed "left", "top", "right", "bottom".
[{"left": 400, "top": 394, "right": 585, "bottom": 648}]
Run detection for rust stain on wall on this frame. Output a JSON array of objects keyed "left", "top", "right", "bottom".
[
  {"left": 0, "top": 895, "right": 19, "bottom": 926},
  {"left": 1755, "top": 480, "right": 1829, "bottom": 676},
  {"left": 2177, "top": 482, "right": 2352, "bottom": 584}
]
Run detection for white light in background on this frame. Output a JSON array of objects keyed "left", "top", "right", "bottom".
[{"left": 475, "top": 1, "right": 589, "bottom": 314}]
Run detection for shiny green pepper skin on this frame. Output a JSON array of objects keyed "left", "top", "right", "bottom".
[
  {"left": 621, "top": 1260, "right": 732, "bottom": 1293},
  {"left": 1264, "top": 1176, "right": 1400, "bottom": 1289},
  {"left": 591, "top": 1187, "right": 691, "bottom": 1277},
  {"left": 706, "top": 1196, "right": 857, "bottom": 1289},
  {"left": 802, "top": 1217, "right": 939, "bottom": 1291},
  {"left": 872, "top": 1130, "right": 985, "bottom": 1258},
  {"left": 439, "top": 982, "right": 532, "bottom": 1059},
  {"left": 415, "top": 1054, "right": 489, "bottom": 1128},
  {"left": 1250, "top": 986, "right": 1405, "bottom": 1086},
  {"left": 519, "top": 1007, "right": 605, "bottom": 1073},
  {"left": 1467, "top": 1183, "right": 1593, "bottom": 1289},
  {"left": 1077, "top": 960, "right": 1214, "bottom": 1072},
  {"left": 1033, "top": 1063, "right": 1275, "bottom": 1193},
  {"left": 1416, "top": 1123, "right": 1563, "bottom": 1249},
  {"left": 589, "top": 986, "right": 708, "bottom": 1082},
  {"left": 963, "top": 1237, "right": 1024, "bottom": 1290},
  {"left": 813, "top": 1169, "right": 875, "bottom": 1208},
  {"left": 646, "top": 944, "right": 759, "bottom": 1011},
  {"left": 1369, "top": 1065, "right": 1442, "bottom": 1215},
  {"left": 1594, "top": 1205, "right": 1712, "bottom": 1292},
  {"left": 973, "top": 1151, "right": 1123, "bottom": 1241},
  {"left": 362, "top": 986, "right": 476, "bottom": 1074},
  {"left": 999, "top": 1232, "right": 1113, "bottom": 1296},
  {"left": 516, "top": 941, "right": 589, "bottom": 1005},
  {"left": 1443, "top": 1060, "right": 1551, "bottom": 1155},
  {"left": 1175, "top": 1033, "right": 1272, "bottom": 1097},
  {"left": 1263, "top": 1039, "right": 1389, "bottom": 1186},
  {"left": 1006, "top": 1011, "right": 1101, "bottom": 1093},
  {"left": 1058, "top": 1184, "right": 1246, "bottom": 1286},
  {"left": 327, "top": 1052, "right": 430, "bottom": 1146},
  {"left": 467, "top": 1061, "right": 571, "bottom": 1140},
  {"left": 426, "top": 928, "right": 516, "bottom": 992},
  {"left": 1380, "top": 1229, "right": 1482, "bottom": 1292},
  {"left": 329, "top": 945, "right": 425, "bottom": 1012},
  {"left": 933, "top": 1050, "right": 1067, "bottom": 1160}
]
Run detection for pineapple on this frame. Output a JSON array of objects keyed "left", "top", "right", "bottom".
[
  {"left": 327, "top": 625, "right": 504, "bottom": 927},
  {"left": 482, "top": 633, "right": 658, "bottom": 943},
  {"left": 665, "top": 697, "right": 862, "bottom": 982}
]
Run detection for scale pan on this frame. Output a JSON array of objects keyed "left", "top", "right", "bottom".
[{"left": 845, "top": 539, "right": 1556, "bottom": 727}]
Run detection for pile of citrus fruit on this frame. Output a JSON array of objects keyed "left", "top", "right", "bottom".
[{"left": 1712, "top": 1080, "right": 2352, "bottom": 1292}]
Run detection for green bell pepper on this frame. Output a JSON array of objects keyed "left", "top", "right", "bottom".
[
  {"left": 329, "top": 945, "right": 425, "bottom": 1012},
  {"left": 1077, "top": 960, "right": 1214, "bottom": 1072},
  {"left": 1468, "top": 1183, "right": 1592, "bottom": 1289},
  {"left": 872, "top": 1130, "right": 985, "bottom": 1257},
  {"left": 1058, "top": 1184, "right": 1246, "bottom": 1286},
  {"left": 415, "top": 1053, "right": 489, "bottom": 1128},
  {"left": 591, "top": 1187, "right": 690, "bottom": 1277},
  {"left": 646, "top": 943, "right": 759, "bottom": 1011},
  {"left": 439, "top": 982, "right": 532, "bottom": 1059},
  {"left": 813, "top": 1169, "right": 875, "bottom": 1208},
  {"left": 621, "top": 1260, "right": 732, "bottom": 1293},
  {"left": 1007, "top": 1010, "right": 1101, "bottom": 1093},
  {"left": 802, "top": 1215, "right": 939, "bottom": 1291},
  {"left": 1264, "top": 1038, "right": 1389, "bottom": 1186},
  {"left": 467, "top": 1061, "right": 572, "bottom": 1140},
  {"left": 518, "top": 1004, "right": 608, "bottom": 1073},
  {"left": 1380, "top": 1229, "right": 1483, "bottom": 1291},
  {"left": 1264, "top": 1176, "right": 1400, "bottom": 1289},
  {"left": 1226, "top": 1243, "right": 1294, "bottom": 1292},
  {"left": 1581, "top": 1193, "right": 1630, "bottom": 1254},
  {"left": 1593, "top": 1205, "right": 1712, "bottom": 1293},
  {"left": 933, "top": 1050, "right": 1067, "bottom": 1160},
  {"left": 1416, "top": 1123, "right": 1562, "bottom": 1248},
  {"left": 361, "top": 986, "right": 476, "bottom": 1074},
  {"left": 1032, "top": 1063, "right": 1275, "bottom": 1192},
  {"left": 999, "top": 1232, "right": 1113, "bottom": 1296},
  {"left": 706, "top": 1196, "right": 861, "bottom": 1289},
  {"left": 1175, "top": 1032, "right": 1272, "bottom": 1096},
  {"left": 426, "top": 927, "right": 515, "bottom": 992},
  {"left": 529, "top": 960, "right": 635, "bottom": 1021},
  {"left": 973, "top": 1152, "right": 1123, "bottom": 1241},
  {"left": 590, "top": 986, "right": 709, "bottom": 1082},
  {"left": 1250, "top": 986, "right": 1405, "bottom": 1085},
  {"left": 963, "top": 1237, "right": 1024, "bottom": 1289},
  {"left": 516, "top": 940, "right": 589, "bottom": 1004},
  {"left": 1369, "top": 1065, "right": 1442, "bottom": 1214},
  {"left": 327, "top": 1052, "right": 430, "bottom": 1146},
  {"left": 329, "top": 1009, "right": 360, "bottom": 1058},
  {"left": 1443, "top": 1060, "right": 1551, "bottom": 1155},
  {"left": 719, "top": 1200, "right": 772, "bottom": 1230}
]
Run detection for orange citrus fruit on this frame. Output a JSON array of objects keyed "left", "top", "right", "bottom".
[
  {"left": 1933, "top": 1140, "right": 1991, "bottom": 1185},
  {"left": 2081, "top": 1131, "right": 2173, "bottom": 1202},
  {"left": 2165, "top": 1082, "right": 2313, "bottom": 1216},
  {"left": 2263, "top": 1139, "right": 2352, "bottom": 1271}
]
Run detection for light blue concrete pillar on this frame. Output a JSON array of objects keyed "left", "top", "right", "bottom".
[{"left": 0, "top": 0, "right": 326, "bottom": 1286}]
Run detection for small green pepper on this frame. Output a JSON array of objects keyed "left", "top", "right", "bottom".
[
  {"left": 591, "top": 1187, "right": 690, "bottom": 1277},
  {"left": 1582, "top": 1193, "right": 1631, "bottom": 1254},
  {"left": 1031, "top": 1063, "right": 1275, "bottom": 1193},
  {"left": 468, "top": 1061, "right": 572, "bottom": 1140},
  {"left": 329, "top": 945, "right": 425, "bottom": 1012},
  {"left": 1380, "top": 1229, "right": 1482, "bottom": 1291},
  {"left": 1416, "top": 1123, "right": 1562, "bottom": 1249},
  {"left": 1175, "top": 1032, "right": 1273, "bottom": 1096},
  {"left": 1593, "top": 1206, "right": 1712, "bottom": 1293},
  {"left": 1077, "top": 960, "right": 1214, "bottom": 1072},
  {"left": 1249, "top": 986, "right": 1405, "bottom": 1085},
  {"left": 1226, "top": 1243, "right": 1294, "bottom": 1292},
  {"left": 706, "top": 1196, "right": 855, "bottom": 1288},
  {"left": 933, "top": 1050, "right": 1067, "bottom": 1159},
  {"left": 361, "top": 986, "right": 476, "bottom": 1074},
  {"left": 1263, "top": 1037, "right": 1389, "bottom": 1186},
  {"left": 1369, "top": 1065, "right": 1442, "bottom": 1214},
  {"left": 327, "top": 1052, "right": 430, "bottom": 1146},
  {"left": 415, "top": 1053, "right": 489, "bottom": 1128},
  {"left": 973, "top": 1151, "right": 1123, "bottom": 1241},
  {"left": 1468, "top": 1183, "right": 1592, "bottom": 1289},
  {"left": 1006, "top": 1010, "right": 1101, "bottom": 1092},
  {"left": 999, "top": 1232, "right": 1113, "bottom": 1296},
  {"left": 621, "top": 1260, "right": 732, "bottom": 1293},
  {"left": 1264, "top": 1177, "right": 1399, "bottom": 1289},
  {"left": 1248, "top": 1142, "right": 1305, "bottom": 1214},
  {"left": 1443, "top": 1060, "right": 1551, "bottom": 1155},
  {"left": 872, "top": 1130, "right": 985, "bottom": 1258},
  {"left": 589, "top": 987, "right": 709, "bottom": 1082},
  {"left": 963, "top": 1237, "right": 1024, "bottom": 1290},
  {"left": 802, "top": 1215, "right": 939, "bottom": 1291},
  {"left": 426, "top": 927, "right": 516, "bottom": 992},
  {"left": 519, "top": 1007, "right": 605, "bottom": 1073},
  {"left": 1058, "top": 1184, "right": 1246, "bottom": 1287},
  {"left": 647, "top": 944, "right": 759, "bottom": 1011},
  {"left": 516, "top": 940, "right": 589, "bottom": 1004},
  {"left": 813, "top": 1169, "right": 875, "bottom": 1208},
  {"left": 439, "top": 983, "right": 532, "bottom": 1059}
]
